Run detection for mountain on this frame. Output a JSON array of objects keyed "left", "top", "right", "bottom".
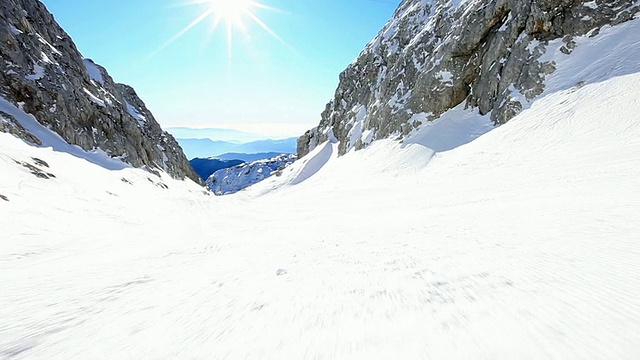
[
  {"left": 175, "top": 139, "right": 240, "bottom": 159},
  {"left": 2, "top": 70, "right": 640, "bottom": 358},
  {"left": 166, "top": 127, "right": 265, "bottom": 143},
  {"left": 298, "top": 0, "right": 640, "bottom": 157},
  {"left": 2, "top": 0, "right": 640, "bottom": 358},
  {"left": 205, "top": 154, "right": 297, "bottom": 195},
  {"left": 0, "top": 0, "right": 199, "bottom": 182},
  {"left": 215, "top": 152, "right": 287, "bottom": 162},
  {"left": 177, "top": 137, "right": 297, "bottom": 159},
  {"left": 190, "top": 153, "right": 290, "bottom": 182},
  {"left": 189, "top": 157, "right": 245, "bottom": 182}
]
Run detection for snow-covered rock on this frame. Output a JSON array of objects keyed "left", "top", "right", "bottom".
[
  {"left": 0, "top": 0, "right": 199, "bottom": 182},
  {"left": 1, "top": 0, "right": 640, "bottom": 358},
  {"left": 189, "top": 157, "right": 245, "bottom": 181},
  {"left": 298, "top": 0, "right": 640, "bottom": 157},
  {"left": 206, "top": 154, "right": 296, "bottom": 195},
  {"left": 2, "top": 71, "right": 640, "bottom": 359}
]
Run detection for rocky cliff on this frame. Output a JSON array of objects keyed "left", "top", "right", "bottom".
[
  {"left": 0, "top": 0, "right": 200, "bottom": 182},
  {"left": 298, "top": 0, "right": 639, "bottom": 157}
]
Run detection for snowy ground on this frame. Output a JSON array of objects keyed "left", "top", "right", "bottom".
[
  {"left": 2, "top": 16, "right": 640, "bottom": 359},
  {"left": 1, "top": 70, "right": 639, "bottom": 359}
]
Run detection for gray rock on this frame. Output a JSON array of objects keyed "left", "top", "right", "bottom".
[
  {"left": 0, "top": 110, "right": 41, "bottom": 144},
  {"left": 0, "top": 0, "right": 200, "bottom": 183},
  {"left": 298, "top": 0, "right": 639, "bottom": 157},
  {"left": 276, "top": 268, "right": 288, "bottom": 276}
]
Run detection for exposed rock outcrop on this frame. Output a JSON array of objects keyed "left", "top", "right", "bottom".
[
  {"left": 0, "top": 0, "right": 200, "bottom": 182},
  {"left": 206, "top": 154, "right": 297, "bottom": 195},
  {"left": 298, "top": 0, "right": 639, "bottom": 157}
]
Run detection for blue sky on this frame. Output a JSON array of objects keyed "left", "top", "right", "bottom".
[{"left": 39, "top": 0, "right": 401, "bottom": 137}]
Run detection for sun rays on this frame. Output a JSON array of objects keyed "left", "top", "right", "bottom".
[{"left": 150, "top": 0, "right": 285, "bottom": 59}]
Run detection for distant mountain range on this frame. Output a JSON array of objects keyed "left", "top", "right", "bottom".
[
  {"left": 175, "top": 137, "right": 298, "bottom": 159},
  {"left": 215, "top": 152, "right": 286, "bottom": 162},
  {"left": 190, "top": 152, "right": 292, "bottom": 181},
  {"left": 165, "top": 127, "right": 266, "bottom": 143},
  {"left": 189, "top": 158, "right": 245, "bottom": 181}
]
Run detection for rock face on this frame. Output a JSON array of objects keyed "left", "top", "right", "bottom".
[
  {"left": 298, "top": 0, "right": 639, "bottom": 157},
  {"left": 0, "top": 0, "right": 200, "bottom": 182},
  {"left": 206, "top": 154, "right": 297, "bottom": 195}
]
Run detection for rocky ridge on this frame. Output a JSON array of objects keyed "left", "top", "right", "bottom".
[
  {"left": 0, "top": 0, "right": 200, "bottom": 182},
  {"left": 206, "top": 154, "right": 297, "bottom": 195},
  {"left": 298, "top": 0, "right": 639, "bottom": 157}
]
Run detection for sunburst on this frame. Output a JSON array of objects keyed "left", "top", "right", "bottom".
[{"left": 152, "top": 0, "right": 285, "bottom": 58}]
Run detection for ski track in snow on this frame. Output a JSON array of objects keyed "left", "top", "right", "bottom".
[{"left": 1, "top": 72, "right": 639, "bottom": 359}]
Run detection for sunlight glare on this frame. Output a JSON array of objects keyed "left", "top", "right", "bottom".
[
  {"left": 148, "top": 0, "right": 286, "bottom": 61},
  {"left": 207, "top": 0, "right": 253, "bottom": 25}
]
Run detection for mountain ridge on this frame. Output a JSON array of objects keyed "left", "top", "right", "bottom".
[
  {"left": 298, "top": 0, "right": 639, "bottom": 157},
  {"left": 0, "top": 0, "right": 199, "bottom": 182},
  {"left": 177, "top": 137, "right": 297, "bottom": 159}
]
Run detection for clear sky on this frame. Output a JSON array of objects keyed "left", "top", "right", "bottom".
[{"left": 39, "top": 0, "right": 402, "bottom": 137}]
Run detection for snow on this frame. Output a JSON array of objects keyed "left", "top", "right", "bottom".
[
  {"left": 348, "top": 105, "right": 367, "bottom": 147},
  {"left": 125, "top": 101, "right": 146, "bottom": 126},
  {"left": 25, "top": 65, "right": 45, "bottom": 81},
  {"left": 0, "top": 96, "right": 127, "bottom": 171},
  {"left": 83, "top": 88, "right": 105, "bottom": 107},
  {"left": 537, "top": 19, "right": 640, "bottom": 94},
  {"left": 82, "top": 59, "right": 104, "bottom": 86},
  {"left": 436, "top": 70, "right": 454, "bottom": 83},
  {"left": 156, "top": 144, "right": 168, "bottom": 171},
  {"left": 1, "top": 70, "right": 640, "bottom": 358},
  {"left": 497, "top": 12, "right": 513, "bottom": 32},
  {"left": 2, "top": 11, "right": 640, "bottom": 360},
  {"left": 404, "top": 105, "right": 494, "bottom": 152},
  {"left": 525, "top": 38, "right": 541, "bottom": 53},
  {"left": 360, "top": 128, "right": 375, "bottom": 146},
  {"left": 40, "top": 52, "right": 54, "bottom": 65},
  {"left": 206, "top": 154, "right": 296, "bottom": 195},
  {"left": 36, "top": 33, "right": 61, "bottom": 56},
  {"left": 584, "top": 1, "right": 598, "bottom": 9},
  {"left": 9, "top": 24, "right": 22, "bottom": 35},
  {"left": 2, "top": 72, "right": 640, "bottom": 358}
]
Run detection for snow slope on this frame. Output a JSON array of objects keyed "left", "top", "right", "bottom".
[
  {"left": 0, "top": 97, "right": 128, "bottom": 171},
  {"left": 1, "top": 70, "right": 640, "bottom": 359}
]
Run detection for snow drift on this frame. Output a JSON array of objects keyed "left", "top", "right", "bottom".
[{"left": 2, "top": 69, "right": 640, "bottom": 358}]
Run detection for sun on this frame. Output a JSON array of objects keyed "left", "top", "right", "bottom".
[
  {"left": 207, "top": 0, "right": 254, "bottom": 25},
  {"left": 151, "top": 0, "right": 285, "bottom": 58}
]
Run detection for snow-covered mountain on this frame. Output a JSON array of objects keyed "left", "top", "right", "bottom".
[
  {"left": 0, "top": 0, "right": 198, "bottom": 182},
  {"left": 190, "top": 153, "right": 296, "bottom": 183},
  {"left": 1, "top": 0, "right": 640, "bottom": 358},
  {"left": 189, "top": 157, "right": 245, "bottom": 182},
  {"left": 205, "top": 154, "right": 297, "bottom": 195},
  {"left": 298, "top": 0, "right": 640, "bottom": 156},
  {"left": 2, "top": 69, "right": 640, "bottom": 358}
]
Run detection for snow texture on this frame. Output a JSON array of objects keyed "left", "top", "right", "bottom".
[
  {"left": 125, "top": 101, "right": 146, "bottom": 127},
  {"left": 1, "top": 72, "right": 639, "bottom": 359},
  {"left": 25, "top": 64, "right": 44, "bottom": 81},
  {"left": 0, "top": 96, "right": 128, "bottom": 170},
  {"left": 1, "top": 9, "right": 640, "bottom": 360},
  {"left": 82, "top": 59, "right": 104, "bottom": 86}
]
